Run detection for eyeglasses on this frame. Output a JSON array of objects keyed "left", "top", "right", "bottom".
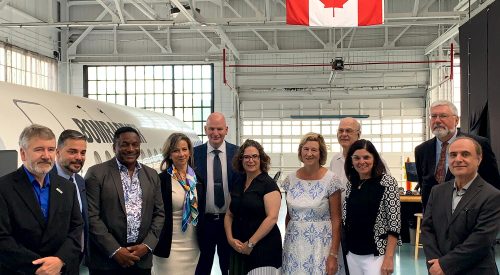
[
  {"left": 242, "top": 154, "right": 260, "bottom": 161},
  {"left": 338, "top": 128, "right": 357, "bottom": 134},
  {"left": 429, "top": 114, "right": 455, "bottom": 120}
]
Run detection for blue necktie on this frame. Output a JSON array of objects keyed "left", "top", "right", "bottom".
[{"left": 213, "top": 149, "right": 225, "bottom": 209}]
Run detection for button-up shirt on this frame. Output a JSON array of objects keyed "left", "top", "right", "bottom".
[
  {"left": 116, "top": 159, "right": 143, "bottom": 243},
  {"left": 452, "top": 174, "right": 476, "bottom": 213},
  {"left": 24, "top": 166, "right": 51, "bottom": 221},
  {"left": 435, "top": 130, "right": 458, "bottom": 173},
  {"left": 206, "top": 141, "right": 230, "bottom": 214},
  {"left": 55, "top": 163, "right": 82, "bottom": 212}
]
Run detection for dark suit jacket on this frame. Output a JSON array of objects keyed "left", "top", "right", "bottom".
[
  {"left": 415, "top": 131, "right": 500, "bottom": 209},
  {"left": 84, "top": 158, "right": 165, "bottom": 270},
  {"left": 421, "top": 176, "right": 500, "bottom": 275},
  {"left": 193, "top": 141, "right": 241, "bottom": 194},
  {"left": 153, "top": 169, "right": 206, "bottom": 258},
  {"left": 0, "top": 167, "right": 83, "bottom": 275},
  {"left": 52, "top": 166, "right": 90, "bottom": 263}
]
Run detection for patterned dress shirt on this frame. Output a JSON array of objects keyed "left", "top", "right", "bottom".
[{"left": 116, "top": 159, "right": 143, "bottom": 243}]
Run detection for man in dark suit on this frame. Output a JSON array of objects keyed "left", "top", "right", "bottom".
[
  {"left": 85, "top": 126, "right": 164, "bottom": 275},
  {"left": 0, "top": 124, "right": 83, "bottom": 274},
  {"left": 52, "top": 129, "right": 89, "bottom": 264},
  {"left": 421, "top": 137, "right": 500, "bottom": 275},
  {"left": 194, "top": 112, "right": 241, "bottom": 275},
  {"left": 415, "top": 100, "right": 500, "bottom": 210}
]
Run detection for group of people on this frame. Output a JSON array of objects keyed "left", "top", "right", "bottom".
[{"left": 0, "top": 100, "right": 499, "bottom": 275}]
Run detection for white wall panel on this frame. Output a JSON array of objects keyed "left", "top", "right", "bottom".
[{"left": 0, "top": 1, "right": 57, "bottom": 57}]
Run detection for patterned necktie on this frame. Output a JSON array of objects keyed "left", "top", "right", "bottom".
[
  {"left": 435, "top": 141, "right": 449, "bottom": 184},
  {"left": 212, "top": 149, "right": 225, "bottom": 209}
]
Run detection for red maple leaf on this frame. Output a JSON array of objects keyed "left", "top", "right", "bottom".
[{"left": 320, "top": 0, "right": 348, "bottom": 9}]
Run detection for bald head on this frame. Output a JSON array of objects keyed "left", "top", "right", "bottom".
[
  {"left": 337, "top": 117, "right": 361, "bottom": 153},
  {"left": 205, "top": 112, "right": 228, "bottom": 148}
]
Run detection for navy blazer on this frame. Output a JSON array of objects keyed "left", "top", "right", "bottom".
[
  {"left": 51, "top": 166, "right": 89, "bottom": 263},
  {"left": 415, "top": 131, "right": 500, "bottom": 209},
  {"left": 193, "top": 141, "right": 241, "bottom": 193},
  {"left": 0, "top": 167, "right": 83, "bottom": 275},
  {"left": 421, "top": 176, "right": 500, "bottom": 275},
  {"left": 153, "top": 169, "right": 206, "bottom": 258}
]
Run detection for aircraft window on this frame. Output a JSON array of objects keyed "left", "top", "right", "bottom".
[
  {"left": 105, "top": 151, "right": 112, "bottom": 161},
  {"left": 94, "top": 151, "right": 102, "bottom": 164},
  {"left": 147, "top": 149, "right": 152, "bottom": 158},
  {"left": 140, "top": 149, "right": 146, "bottom": 159}
]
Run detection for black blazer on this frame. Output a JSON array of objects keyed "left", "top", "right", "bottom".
[
  {"left": 421, "top": 176, "right": 500, "bottom": 275},
  {"left": 153, "top": 169, "right": 206, "bottom": 258},
  {"left": 0, "top": 167, "right": 83, "bottom": 275},
  {"left": 51, "top": 166, "right": 90, "bottom": 263},
  {"left": 415, "top": 131, "right": 500, "bottom": 209}
]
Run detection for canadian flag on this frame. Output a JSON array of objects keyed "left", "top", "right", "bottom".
[{"left": 287, "top": 0, "right": 384, "bottom": 27}]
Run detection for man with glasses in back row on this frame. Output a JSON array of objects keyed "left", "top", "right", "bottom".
[
  {"left": 330, "top": 117, "right": 391, "bottom": 201},
  {"left": 415, "top": 100, "right": 500, "bottom": 211}
]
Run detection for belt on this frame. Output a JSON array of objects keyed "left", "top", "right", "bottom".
[{"left": 206, "top": 213, "right": 225, "bottom": 220}]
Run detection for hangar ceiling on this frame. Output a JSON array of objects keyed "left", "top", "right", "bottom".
[{"left": 0, "top": 0, "right": 491, "bottom": 62}]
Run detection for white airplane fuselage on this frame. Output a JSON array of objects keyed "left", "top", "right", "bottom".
[{"left": 0, "top": 82, "right": 201, "bottom": 174}]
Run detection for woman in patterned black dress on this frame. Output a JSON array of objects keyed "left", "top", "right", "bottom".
[{"left": 343, "top": 139, "right": 401, "bottom": 275}]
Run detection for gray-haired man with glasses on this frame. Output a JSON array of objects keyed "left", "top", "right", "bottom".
[
  {"left": 415, "top": 100, "right": 500, "bottom": 211},
  {"left": 329, "top": 117, "right": 390, "bottom": 200}
]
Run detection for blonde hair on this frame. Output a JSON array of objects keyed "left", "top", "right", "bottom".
[{"left": 298, "top": 132, "right": 327, "bottom": 165}]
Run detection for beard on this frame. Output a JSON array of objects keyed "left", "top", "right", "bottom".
[
  {"left": 63, "top": 160, "right": 84, "bottom": 173},
  {"left": 432, "top": 125, "right": 452, "bottom": 139},
  {"left": 26, "top": 160, "right": 54, "bottom": 176}
]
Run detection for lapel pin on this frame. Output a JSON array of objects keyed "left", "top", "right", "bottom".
[{"left": 56, "top": 188, "right": 63, "bottom": 194}]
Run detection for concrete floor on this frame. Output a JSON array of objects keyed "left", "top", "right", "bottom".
[{"left": 80, "top": 196, "right": 500, "bottom": 275}]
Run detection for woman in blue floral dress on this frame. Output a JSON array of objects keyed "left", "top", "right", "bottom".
[{"left": 282, "top": 132, "right": 344, "bottom": 275}]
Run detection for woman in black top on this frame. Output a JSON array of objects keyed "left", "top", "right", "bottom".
[
  {"left": 224, "top": 139, "right": 282, "bottom": 275},
  {"left": 343, "top": 139, "right": 401, "bottom": 275}
]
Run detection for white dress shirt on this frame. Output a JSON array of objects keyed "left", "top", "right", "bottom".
[{"left": 205, "top": 141, "right": 230, "bottom": 214}]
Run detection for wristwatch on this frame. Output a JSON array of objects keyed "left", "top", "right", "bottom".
[{"left": 247, "top": 241, "right": 255, "bottom": 248}]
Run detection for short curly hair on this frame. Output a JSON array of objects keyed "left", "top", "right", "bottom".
[{"left": 232, "top": 139, "right": 271, "bottom": 173}]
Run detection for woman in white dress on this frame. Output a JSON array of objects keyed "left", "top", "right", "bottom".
[
  {"left": 282, "top": 132, "right": 343, "bottom": 275},
  {"left": 152, "top": 133, "right": 205, "bottom": 274}
]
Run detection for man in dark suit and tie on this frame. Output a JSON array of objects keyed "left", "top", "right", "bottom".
[
  {"left": 194, "top": 112, "right": 241, "bottom": 275},
  {"left": 0, "top": 124, "right": 83, "bottom": 275},
  {"left": 85, "top": 126, "right": 164, "bottom": 275},
  {"left": 421, "top": 137, "right": 500, "bottom": 275},
  {"left": 53, "top": 129, "right": 89, "bottom": 264},
  {"left": 414, "top": 100, "right": 500, "bottom": 210}
]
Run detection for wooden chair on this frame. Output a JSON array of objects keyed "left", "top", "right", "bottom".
[{"left": 414, "top": 213, "right": 423, "bottom": 259}]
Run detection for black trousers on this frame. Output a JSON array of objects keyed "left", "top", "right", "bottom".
[{"left": 195, "top": 213, "right": 231, "bottom": 275}]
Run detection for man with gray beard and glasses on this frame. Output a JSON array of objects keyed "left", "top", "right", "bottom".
[{"left": 414, "top": 100, "right": 500, "bottom": 210}]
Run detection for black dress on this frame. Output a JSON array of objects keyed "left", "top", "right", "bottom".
[{"left": 229, "top": 172, "right": 282, "bottom": 274}]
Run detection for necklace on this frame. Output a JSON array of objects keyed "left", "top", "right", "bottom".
[{"left": 358, "top": 179, "right": 369, "bottom": 189}]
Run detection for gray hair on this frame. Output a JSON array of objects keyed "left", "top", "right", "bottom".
[
  {"left": 430, "top": 100, "right": 459, "bottom": 116},
  {"left": 19, "top": 124, "right": 56, "bottom": 149}
]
